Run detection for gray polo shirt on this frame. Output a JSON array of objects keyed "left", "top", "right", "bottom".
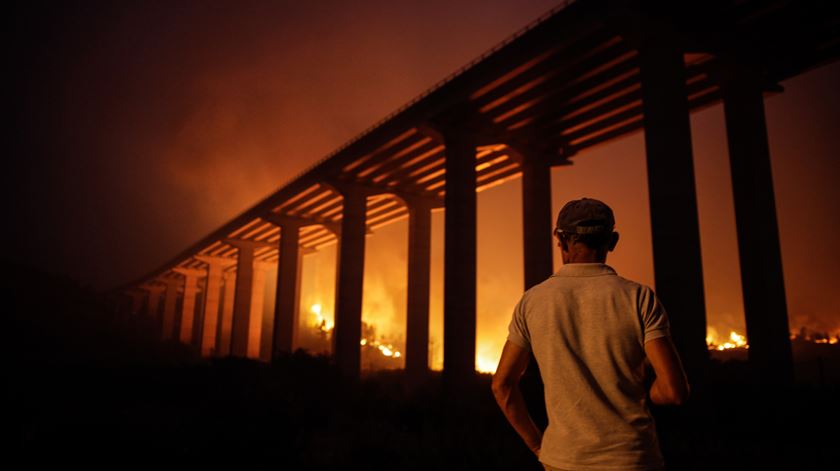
[{"left": 507, "top": 263, "right": 669, "bottom": 470}]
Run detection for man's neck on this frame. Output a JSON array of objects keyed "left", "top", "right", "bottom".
[{"left": 563, "top": 252, "right": 606, "bottom": 264}]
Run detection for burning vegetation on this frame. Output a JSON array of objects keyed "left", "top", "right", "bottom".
[
  {"left": 706, "top": 326, "right": 839, "bottom": 352},
  {"left": 300, "top": 298, "right": 840, "bottom": 373},
  {"left": 302, "top": 303, "right": 404, "bottom": 371},
  {"left": 706, "top": 328, "right": 749, "bottom": 351}
]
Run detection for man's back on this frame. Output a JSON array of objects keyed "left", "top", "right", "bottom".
[{"left": 507, "top": 263, "right": 669, "bottom": 470}]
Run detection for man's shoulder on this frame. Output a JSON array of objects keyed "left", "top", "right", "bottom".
[
  {"left": 528, "top": 268, "right": 657, "bottom": 298},
  {"left": 613, "top": 274, "right": 653, "bottom": 291}
]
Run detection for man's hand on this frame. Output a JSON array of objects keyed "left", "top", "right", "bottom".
[{"left": 492, "top": 341, "right": 543, "bottom": 457}]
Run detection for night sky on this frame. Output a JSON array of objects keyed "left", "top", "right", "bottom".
[{"left": 9, "top": 0, "right": 840, "bottom": 363}]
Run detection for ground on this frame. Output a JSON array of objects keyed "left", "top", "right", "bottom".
[{"left": 8, "top": 262, "right": 838, "bottom": 469}]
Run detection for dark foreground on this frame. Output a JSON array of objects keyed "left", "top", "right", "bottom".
[{"left": 8, "top": 262, "right": 839, "bottom": 469}]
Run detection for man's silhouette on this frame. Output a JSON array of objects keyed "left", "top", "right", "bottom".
[{"left": 492, "top": 197, "right": 689, "bottom": 470}]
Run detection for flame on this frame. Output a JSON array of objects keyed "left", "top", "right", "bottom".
[
  {"left": 310, "top": 303, "right": 334, "bottom": 333},
  {"left": 706, "top": 327, "right": 748, "bottom": 351},
  {"left": 308, "top": 306, "right": 840, "bottom": 372},
  {"left": 707, "top": 326, "right": 840, "bottom": 351},
  {"left": 796, "top": 329, "right": 840, "bottom": 345},
  {"left": 308, "top": 304, "right": 404, "bottom": 361},
  {"left": 359, "top": 336, "right": 402, "bottom": 359}
]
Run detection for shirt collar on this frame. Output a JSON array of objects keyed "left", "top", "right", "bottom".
[{"left": 552, "top": 262, "right": 617, "bottom": 277}]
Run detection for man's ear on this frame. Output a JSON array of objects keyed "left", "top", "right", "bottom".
[
  {"left": 559, "top": 234, "right": 569, "bottom": 252},
  {"left": 607, "top": 232, "right": 620, "bottom": 252}
]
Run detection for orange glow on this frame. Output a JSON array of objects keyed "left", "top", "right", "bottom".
[{"left": 476, "top": 341, "right": 500, "bottom": 374}]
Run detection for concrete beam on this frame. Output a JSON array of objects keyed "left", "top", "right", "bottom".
[
  {"left": 325, "top": 179, "right": 443, "bottom": 210},
  {"left": 419, "top": 117, "right": 573, "bottom": 168},
  {"left": 262, "top": 213, "right": 341, "bottom": 235}
]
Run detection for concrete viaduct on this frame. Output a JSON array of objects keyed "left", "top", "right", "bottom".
[{"left": 119, "top": 0, "right": 839, "bottom": 386}]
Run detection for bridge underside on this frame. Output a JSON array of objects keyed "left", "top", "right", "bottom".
[{"left": 121, "top": 0, "right": 839, "bottom": 385}]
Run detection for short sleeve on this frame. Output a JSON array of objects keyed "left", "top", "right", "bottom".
[
  {"left": 507, "top": 295, "right": 532, "bottom": 351},
  {"left": 640, "top": 286, "right": 670, "bottom": 343}
]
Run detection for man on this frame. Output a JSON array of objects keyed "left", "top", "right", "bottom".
[{"left": 492, "top": 197, "right": 689, "bottom": 470}]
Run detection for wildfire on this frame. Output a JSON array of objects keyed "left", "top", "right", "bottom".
[
  {"left": 307, "top": 303, "right": 840, "bottom": 372},
  {"left": 308, "top": 304, "right": 403, "bottom": 360},
  {"left": 360, "top": 337, "right": 402, "bottom": 358},
  {"left": 792, "top": 327, "right": 840, "bottom": 345},
  {"left": 707, "top": 326, "right": 840, "bottom": 351},
  {"left": 706, "top": 328, "right": 749, "bottom": 351},
  {"left": 310, "top": 303, "right": 334, "bottom": 333}
]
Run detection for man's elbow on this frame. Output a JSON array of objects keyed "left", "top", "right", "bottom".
[
  {"left": 651, "top": 379, "right": 690, "bottom": 406},
  {"left": 661, "top": 382, "right": 690, "bottom": 406},
  {"left": 668, "top": 384, "right": 690, "bottom": 406},
  {"left": 491, "top": 374, "right": 514, "bottom": 402}
]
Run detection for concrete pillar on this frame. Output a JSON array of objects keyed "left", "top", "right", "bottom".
[
  {"left": 520, "top": 152, "right": 555, "bottom": 289},
  {"left": 127, "top": 291, "right": 145, "bottom": 316},
  {"left": 405, "top": 199, "right": 432, "bottom": 377},
  {"left": 443, "top": 130, "right": 478, "bottom": 384},
  {"left": 174, "top": 268, "right": 205, "bottom": 345},
  {"left": 334, "top": 188, "right": 367, "bottom": 377},
  {"left": 195, "top": 256, "right": 236, "bottom": 357},
  {"left": 260, "top": 264, "right": 275, "bottom": 362},
  {"left": 160, "top": 277, "right": 181, "bottom": 341},
  {"left": 217, "top": 270, "right": 237, "bottom": 356},
  {"left": 141, "top": 284, "right": 165, "bottom": 322},
  {"left": 721, "top": 64, "right": 793, "bottom": 384},
  {"left": 638, "top": 34, "right": 709, "bottom": 378},
  {"left": 226, "top": 239, "right": 275, "bottom": 358},
  {"left": 267, "top": 219, "right": 303, "bottom": 358},
  {"left": 191, "top": 277, "right": 208, "bottom": 348},
  {"left": 113, "top": 293, "right": 131, "bottom": 317},
  {"left": 131, "top": 290, "right": 148, "bottom": 316},
  {"left": 247, "top": 260, "right": 272, "bottom": 360},
  {"left": 173, "top": 293, "right": 184, "bottom": 341}
]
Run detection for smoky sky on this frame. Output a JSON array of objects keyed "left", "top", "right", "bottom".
[
  {"left": 8, "top": 0, "right": 840, "bottom": 336},
  {"left": 9, "top": 0, "right": 559, "bottom": 285}
]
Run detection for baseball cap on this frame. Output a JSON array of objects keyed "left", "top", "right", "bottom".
[{"left": 555, "top": 197, "right": 615, "bottom": 234}]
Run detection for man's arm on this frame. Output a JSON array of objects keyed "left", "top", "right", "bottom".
[
  {"left": 644, "top": 336, "right": 690, "bottom": 405},
  {"left": 492, "top": 340, "right": 543, "bottom": 456}
]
